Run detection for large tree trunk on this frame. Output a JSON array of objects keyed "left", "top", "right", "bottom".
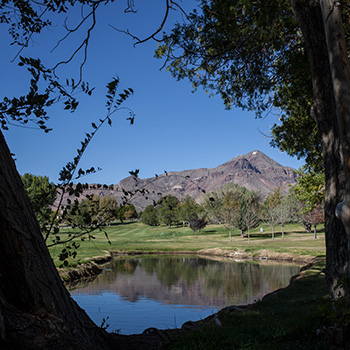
[
  {"left": 0, "top": 130, "right": 112, "bottom": 349},
  {"left": 290, "top": 0, "right": 350, "bottom": 296},
  {"left": 320, "top": 0, "right": 350, "bottom": 250}
]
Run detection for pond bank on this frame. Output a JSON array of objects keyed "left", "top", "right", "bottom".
[
  {"left": 59, "top": 254, "right": 113, "bottom": 284},
  {"left": 59, "top": 248, "right": 317, "bottom": 285}
]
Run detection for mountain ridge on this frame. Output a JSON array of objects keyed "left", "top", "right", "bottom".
[
  {"left": 56, "top": 151, "right": 297, "bottom": 212},
  {"left": 110, "top": 150, "right": 297, "bottom": 211}
]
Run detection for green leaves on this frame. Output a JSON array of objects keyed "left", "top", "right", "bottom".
[{"left": 293, "top": 167, "right": 325, "bottom": 212}]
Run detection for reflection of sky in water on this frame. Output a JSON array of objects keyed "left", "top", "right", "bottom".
[
  {"left": 70, "top": 256, "right": 301, "bottom": 335},
  {"left": 71, "top": 292, "right": 218, "bottom": 334}
]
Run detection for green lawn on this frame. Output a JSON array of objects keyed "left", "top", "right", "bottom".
[{"left": 49, "top": 221, "right": 325, "bottom": 266}]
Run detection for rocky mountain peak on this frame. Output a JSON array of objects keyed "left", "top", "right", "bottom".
[
  {"left": 113, "top": 151, "right": 297, "bottom": 211},
  {"left": 57, "top": 151, "right": 297, "bottom": 212}
]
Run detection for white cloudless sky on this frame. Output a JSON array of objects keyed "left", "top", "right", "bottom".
[{"left": 1, "top": 1, "right": 305, "bottom": 185}]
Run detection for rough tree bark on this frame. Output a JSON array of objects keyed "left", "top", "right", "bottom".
[
  {"left": 320, "top": 0, "right": 350, "bottom": 251},
  {"left": 0, "top": 129, "right": 113, "bottom": 349},
  {"left": 290, "top": 0, "right": 350, "bottom": 296}
]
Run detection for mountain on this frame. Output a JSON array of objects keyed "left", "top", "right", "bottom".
[{"left": 78, "top": 150, "right": 297, "bottom": 212}]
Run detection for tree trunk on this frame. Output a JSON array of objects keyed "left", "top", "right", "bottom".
[
  {"left": 290, "top": 0, "right": 350, "bottom": 296},
  {"left": 314, "top": 225, "right": 318, "bottom": 240},
  {"left": 0, "top": 130, "right": 112, "bottom": 349},
  {"left": 320, "top": 0, "right": 350, "bottom": 246}
]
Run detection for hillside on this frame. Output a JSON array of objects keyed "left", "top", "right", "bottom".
[{"left": 64, "top": 151, "right": 297, "bottom": 212}]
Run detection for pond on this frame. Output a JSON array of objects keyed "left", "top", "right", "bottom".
[{"left": 70, "top": 255, "right": 301, "bottom": 334}]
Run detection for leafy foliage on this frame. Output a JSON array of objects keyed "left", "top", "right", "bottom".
[
  {"left": 157, "top": 195, "right": 180, "bottom": 227},
  {"left": 293, "top": 167, "right": 325, "bottom": 212},
  {"left": 188, "top": 216, "right": 207, "bottom": 233},
  {"left": 202, "top": 183, "right": 261, "bottom": 240},
  {"left": 21, "top": 173, "right": 57, "bottom": 230},
  {"left": 177, "top": 195, "right": 205, "bottom": 224},
  {"left": 141, "top": 205, "right": 159, "bottom": 226},
  {"left": 0, "top": 56, "right": 94, "bottom": 132}
]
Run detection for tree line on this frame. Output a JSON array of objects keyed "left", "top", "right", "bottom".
[
  {"left": 23, "top": 168, "right": 325, "bottom": 241},
  {"left": 141, "top": 171, "right": 325, "bottom": 241}
]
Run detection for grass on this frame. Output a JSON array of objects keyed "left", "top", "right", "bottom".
[{"left": 48, "top": 221, "right": 325, "bottom": 265}]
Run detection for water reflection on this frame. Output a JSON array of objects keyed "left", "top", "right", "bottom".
[{"left": 70, "top": 255, "right": 301, "bottom": 334}]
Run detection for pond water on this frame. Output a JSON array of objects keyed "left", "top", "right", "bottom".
[{"left": 70, "top": 255, "right": 301, "bottom": 335}]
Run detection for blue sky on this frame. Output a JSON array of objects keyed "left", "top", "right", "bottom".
[{"left": 1, "top": 1, "right": 305, "bottom": 185}]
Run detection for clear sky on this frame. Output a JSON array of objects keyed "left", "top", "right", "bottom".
[{"left": 1, "top": 1, "right": 305, "bottom": 185}]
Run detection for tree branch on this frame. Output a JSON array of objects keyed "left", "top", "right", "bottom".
[{"left": 51, "top": 3, "right": 99, "bottom": 89}]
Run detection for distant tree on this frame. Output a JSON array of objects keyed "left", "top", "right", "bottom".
[
  {"left": 202, "top": 191, "right": 224, "bottom": 224},
  {"left": 222, "top": 189, "right": 242, "bottom": 241},
  {"left": 86, "top": 195, "right": 101, "bottom": 225},
  {"left": 64, "top": 199, "right": 92, "bottom": 228},
  {"left": 177, "top": 195, "right": 205, "bottom": 226},
  {"left": 202, "top": 183, "right": 257, "bottom": 241},
  {"left": 157, "top": 195, "right": 179, "bottom": 228},
  {"left": 262, "top": 188, "right": 283, "bottom": 240},
  {"left": 275, "top": 195, "right": 293, "bottom": 238},
  {"left": 21, "top": 173, "right": 57, "bottom": 231},
  {"left": 188, "top": 216, "right": 207, "bottom": 233},
  {"left": 65, "top": 195, "right": 118, "bottom": 227},
  {"left": 114, "top": 204, "right": 126, "bottom": 223},
  {"left": 293, "top": 167, "right": 325, "bottom": 238},
  {"left": 305, "top": 205, "right": 324, "bottom": 240},
  {"left": 98, "top": 196, "right": 119, "bottom": 224},
  {"left": 124, "top": 204, "right": 138, "bottom": 220},
  {"left": 293, "top": 167, "right": 325, "bottom": 212},
  {"left": 241, "top": 191, "right": 261, "bottom": 243},
  {"left": 141, "top": 205, "right": 159, "bottom": 226}
]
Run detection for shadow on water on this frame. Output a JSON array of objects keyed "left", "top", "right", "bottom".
[{"left": 70, "top": 255, "right": 302, "bottom": 334}]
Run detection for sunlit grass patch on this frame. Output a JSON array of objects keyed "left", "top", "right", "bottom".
[{"left": 48, "top": 221, "right": 326, "bottom": 266}]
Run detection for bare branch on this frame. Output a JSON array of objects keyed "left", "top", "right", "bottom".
[
  {"left": 51, "top": 3, "right": 99, "bottom": 88},
  {"left": 50, "top": 7, "right": 95, "bottom": 54},
  {"left": 170, "top": 0, "right": 191, "bottom": 21},
  {"left": 109, "top": 0, "right": 184, "bottom": 47}
]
